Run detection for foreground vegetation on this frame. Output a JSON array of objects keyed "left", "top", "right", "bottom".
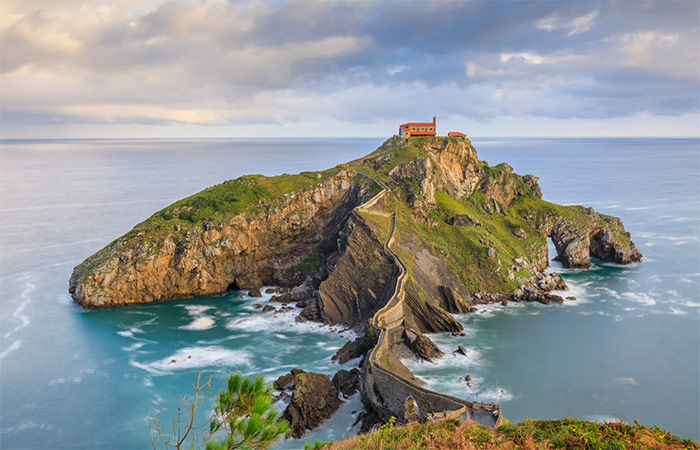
[{"left": 317, "top": 418, "right": 698, "bottom": 450}]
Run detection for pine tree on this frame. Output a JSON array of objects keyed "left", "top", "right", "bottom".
[{"left": 206, "top": 372, "right": 290, "bottom": 450}]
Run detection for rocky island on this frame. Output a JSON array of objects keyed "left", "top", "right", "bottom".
[{"left": 69, "top": 136, "right": 642, "bottom": 435}]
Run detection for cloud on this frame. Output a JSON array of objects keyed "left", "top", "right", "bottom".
[
  {"left": 536, "top": 10, "right": 598, "bottom": 35},
  {"left": 0, "top": 0, "right": 698, "bottom": 137}
]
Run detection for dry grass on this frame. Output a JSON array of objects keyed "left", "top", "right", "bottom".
[{"left": 317, "top": 418, "right": 698, "bottom": 450}]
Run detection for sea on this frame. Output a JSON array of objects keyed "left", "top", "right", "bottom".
[{"left": 0, "top": 137, "right": 698, "bottom": 449}]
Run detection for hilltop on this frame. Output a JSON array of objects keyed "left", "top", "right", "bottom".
[
  {"left": 317, "top": 417, "right": 698, "bottom": 450},
  {"left": 68, "top": 135, "right": 642, "bottom": 432}
]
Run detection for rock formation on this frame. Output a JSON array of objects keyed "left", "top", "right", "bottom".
[
  {"left": 69, "top": 135, "right": 642, "bottom": 430},
  {"left": 275, "top": 369, "right": 343, "bottom": 438}
]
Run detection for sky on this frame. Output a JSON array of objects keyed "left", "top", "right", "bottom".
[{"left": 1, "top": 0, "right": 699, "bottom": 138}]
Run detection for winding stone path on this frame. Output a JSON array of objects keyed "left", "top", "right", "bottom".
[{"left": 352, "top": 171, "right": 501, "bottom": 428}]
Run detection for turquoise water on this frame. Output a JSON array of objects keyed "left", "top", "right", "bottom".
[{"left": 1, "top": 138, "right": 698, "bottom": 448}]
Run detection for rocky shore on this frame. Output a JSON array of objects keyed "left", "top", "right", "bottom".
[{"left": 69, "top": 135, "right": 642, "bottom": 434}]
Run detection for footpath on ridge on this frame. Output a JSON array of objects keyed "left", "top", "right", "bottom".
[{"left": 352, "top": 171, "right": 502, "bottom": 428}]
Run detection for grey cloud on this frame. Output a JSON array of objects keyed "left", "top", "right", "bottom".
[{"left": 0, "top": 0, "right": 698, "bottom": 133}]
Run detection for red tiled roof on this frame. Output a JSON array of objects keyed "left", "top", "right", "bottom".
[
  {"left": 448, "top": 132, "right": 466, "bottom": 137},
  {"left": 401, "top": 123, "right": 436, "bottom": 128}
]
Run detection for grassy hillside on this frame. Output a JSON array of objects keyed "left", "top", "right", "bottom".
[{"left": 316, "top": 418, "right": 698, "bottom": 450}]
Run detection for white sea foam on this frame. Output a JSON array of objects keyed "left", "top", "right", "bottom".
[
  {"left": 225, "top": 306, "right": 356, "bottom": 340},
  {"left": 117, "top": 327, "right": 144, "bottom": 338},
  {"left": 131, "top": 346, "right": 252, "bottom": 375},
  {"left": 180, "top": 316, "right": 215, "bottom": 331},
  {"left": 621, "top": 292, "right": 656, "bottom": 306},
  {"left": 182, "top": 305, "right": 215, "bottom": 315},
  {"left": 121, "top": 342, "right": 146, "bottom": 352},
  {"left": 3, "top": 279, "right": 34, "bottom": 340},
  {"left": 0, "top": 340, "right": 21, "bottom": 360},
  {"left": 615, "top": 377, "right": 639, "bottom": 386}
]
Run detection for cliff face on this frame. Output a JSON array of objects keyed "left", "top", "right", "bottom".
[
  {"left": 70, "top": 135, "right": 641, "bottom": 312},
  {"left": 69, "top": 170, "right": 369, "bottom": 308},
  {"left": 318, "top": 212, "right": 399, "bottom": 326},
  {"left": 69, "top": 135, "right": 643, "bottom": 428}
]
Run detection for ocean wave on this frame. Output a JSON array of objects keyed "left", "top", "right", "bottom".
[
  {"left": 130, "top": 346, "right": 252, "bottom": 375},
  {"left": 621, "top": 292, "right": 656, "bottom": 306},
  {"left": 179, "top": 316, "right": 215, "bottom": 331},
  {"left": 225, "top": 307, "right": 356, "bottom": 340},
  {"left": 3, "top": 278, "right": 34, "bottom": 340},
  {"left": 0, "top": 340, "right": 21, "bottom": 360}
]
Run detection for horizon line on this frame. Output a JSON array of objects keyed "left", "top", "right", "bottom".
[{"left": 2, "top": 135, "right": 699, "bottom": 142}]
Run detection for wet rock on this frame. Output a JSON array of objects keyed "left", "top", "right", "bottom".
[
  {"left": 290, "top": 281, "right": 313, "bottom": 301},
  {"left": 251, "top": 303, "right": 262, "bottom": 309},
  {"left": 404, "top": 329, "right": 444, "bottom": 361},
  {"left": 274, "top": 369, "right": 306, "bottom": 390},
  {"left": 455, "top": 345, "right": 468, "bottom": 356},
  {"left": 262, "top": 305, "right": 275, "bottom": 313},
  {"left": 332, "top": 368, "right": 360, "bottom": 398},
  {"left": 357, "top": 411, "right": 384, "bottom": 434},
  {"left": 296, "top": 298, "right": 323, "bottom": 323},
  {"left": 265, "top": 288, "right": 275, "bottom": 294},
  {"left": 248, "top": 288, "right": 262, "bottom": 298},
  {"left": 282, "top": 370, "right": 342, "bottom": 438},
  {"left": 566, "top": 296, "right": 577, "bottom": 301},
  {"left": 332, "top": 334, "right": 376, "bottom": 364}
]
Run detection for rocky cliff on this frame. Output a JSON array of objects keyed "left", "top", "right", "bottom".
[
  {"left": 69, "top": 169, "right": 373, "bottom": 308},
  {"left": 69, "top": 135, "right": 642, "bottom": 428}
]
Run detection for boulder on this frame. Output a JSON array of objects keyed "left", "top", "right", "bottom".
[
  {"left": 262, "top": 305, "right": 275, "bottom": 313},
  {"left": 274, "top": 368, "right": 306, "bottom": 390},
  {"left": 511, "top": 227, "right": 527, "bottom": 239},
  {"left": 296, "top": 298, "right": 323, "bottom": 323},
  {"left": 455, "top": 345, "right": 468, "bottom": 356},
  {"left": 265, "top": 288, "right": 275, "bottom": 294},
  {"left": 282, "top": 371, "right": 343, "bottom": 438},
  {"left": 447, "top": 214, "right": 482, "bottom": 227},
  {"left": 404, "top": 329, "right": 444, "bottom": 361},
  {"left": 332, "top": 334, "right": 376, "bottom": 364},
  {"left": 251, "top": 303, "right": 262, "bottom": 309},
  {"left": 248, "top": 288, "right": 262, "bottom": 298},
  {"left": 332, "top": 368, "right": 360, "bottom": 398},
  {"left": 290, "top": 282, "right": 313, "bottom": 301},
  {"left": 487, "top": 248, "right": 496, "bottom": 258}
]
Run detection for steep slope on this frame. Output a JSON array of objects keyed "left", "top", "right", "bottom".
[{"left": 69, "top": 136, "right": 642, "bottom": 428}]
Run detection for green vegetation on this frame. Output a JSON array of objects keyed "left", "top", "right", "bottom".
[
  {"left": 207, "top": 373, "right": 289, "bottom": 450},
  {"left": 293, "top": 254, "right": 323, "bottom": 273},
  {"left": 318, "top": 417, "right": 698, "bottom": 450},
  {"left": 148, "top": 372, "right": 289, "bottom": 450},
  {"left": 343, "top": 137, "right": 427, "bottom": 185}
]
